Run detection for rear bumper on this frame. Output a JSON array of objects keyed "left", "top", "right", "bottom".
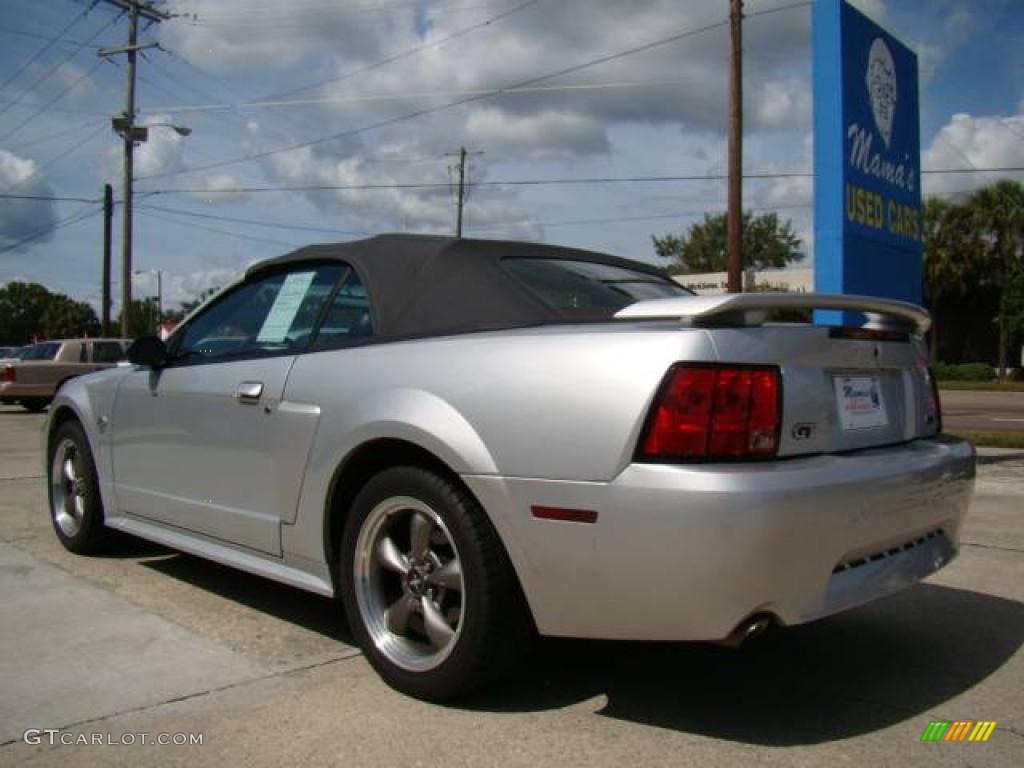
[
  {"left": 463, "top": 437, "right": 975, "bottom": 641},
  {"left": 0, "top": 382, "right": 53, "bottom": 400}
]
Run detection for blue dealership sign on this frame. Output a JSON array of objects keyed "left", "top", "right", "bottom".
[{"left": 813, "top": 0, "right": 922, "bottom": 318}]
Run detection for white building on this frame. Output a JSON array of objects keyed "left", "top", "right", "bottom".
[{"left": 674, "top": 266, "right": 814, "bottom": 295}]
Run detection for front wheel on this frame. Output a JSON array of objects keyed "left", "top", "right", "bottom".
[
  {"left": 48, "top": 421, "right": 107, "bottom": 554},
  {"left": 340, "top": 466, "right": 529, "bottom": 700}
]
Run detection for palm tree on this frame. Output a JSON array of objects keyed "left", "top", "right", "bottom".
[
  {"left": 922, "top": 196, "right": 984, "bottom": 359},
  {"left": 968, "top": 181, "right": 1024, "bottom": 380}
]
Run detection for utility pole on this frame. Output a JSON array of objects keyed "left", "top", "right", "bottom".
[
  {"left": 456, "top": 147, "right": 467, "bottom": 238},
  {"left": 101, "top": 184, "right": 113, "bottom": 336},
  {"left": 98, "top": 0, "right": 171, "bottom": 337},
  {"left": 727, "top": 0, "right": 744, "bottom": 294},
  {"left": 155, "top": 269, "right": 162, "bottom": 330},
  {"left": 449, "top": 146, "right": 482, "bottom": 238}
]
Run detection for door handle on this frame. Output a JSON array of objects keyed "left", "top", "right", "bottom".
[{"left": 235, "top": 380, "right": 264, "bottom": 403}]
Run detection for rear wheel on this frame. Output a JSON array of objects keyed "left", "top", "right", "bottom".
[
  {"left": 339, "top": 466, "right": 528, "bottom": 700},
  {"left": 48, "top": 421, "right": 107, "bottom": 554}
]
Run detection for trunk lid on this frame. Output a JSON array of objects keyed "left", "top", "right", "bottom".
[
  {"left": 615, "top": 293, "right": 938, "bottom": 457},
  {"left": 704, "top": 325, "right": 936, "bottom": 456}
]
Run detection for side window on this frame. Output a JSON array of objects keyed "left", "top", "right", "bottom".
[
  {"left": 174, "top": 264, "right": 342, "bottom": 364},
  {"left": 21, "top": 342, "right": 60, "bottom": 361},
  {"left": 91, "top": 341, "right": 126, "bottom": 364},
  {"left": 312, "top": 270, "right": 373, "bottom": 349}
]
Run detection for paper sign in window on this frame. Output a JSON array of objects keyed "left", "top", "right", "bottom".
[{"left": 256, "top": 271, "right": 316, "bottom": 343}]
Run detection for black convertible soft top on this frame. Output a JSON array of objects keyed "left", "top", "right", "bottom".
[{"left": 248, "top": 234, "right": 678, "bottom": 339}]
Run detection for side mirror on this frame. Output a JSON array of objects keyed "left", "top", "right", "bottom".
[{"left": 127, "top": 336, "right": 168, "bottom": 368}]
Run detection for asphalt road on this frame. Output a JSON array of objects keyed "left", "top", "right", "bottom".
[
  {"left": 942, "top": 389, "right": 1024, "bottom": 433},
  {"left": 0, "top": 405, "right": 1022, "bottom": 767}
]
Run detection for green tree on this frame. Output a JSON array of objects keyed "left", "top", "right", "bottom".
[
  {"left": 116, "top": 298, "right": 160, "bottom": 338},
  {"left": 922, "top": 196, "right": 988, "bottom": 359},
  {"left": 0, "top": 281, "right": 51, "bottom": 344},
  {"left": 41, "top": 296, "right": 99, "bottom": 339},
  {"left": 968, "top": 180, "right": 1024, "bottom": 380},
  {"left": 652, "top": 211, "right": 803, "bottom": 274},
  {"left": 0, "top": 282, "right": 98, "bottom": 344}
]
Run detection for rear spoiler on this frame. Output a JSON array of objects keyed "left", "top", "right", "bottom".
[{"left": 614, "top": 293, "right": 931, "bottom": 334}]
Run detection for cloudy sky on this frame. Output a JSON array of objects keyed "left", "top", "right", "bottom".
[{"left": 0, "top": 0, "right": 1022, "bottom": 311}]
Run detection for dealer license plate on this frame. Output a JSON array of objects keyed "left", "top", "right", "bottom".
[{"left": 834, "top": 375, "right": 888, "bottom": 431}]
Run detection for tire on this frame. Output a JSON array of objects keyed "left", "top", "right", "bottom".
[
  {"left": 48, "top": 420, "right": 107, "bottom": 554},
  {"left": 339, "top": 466, "right": 529, "bottom": 701},
  {"left": 22, "top": 399, "right": 48, "bottom": 413}
]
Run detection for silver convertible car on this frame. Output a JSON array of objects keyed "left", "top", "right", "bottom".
[{"left": 44, "top": 234, "right": 974, "bottom": 699}]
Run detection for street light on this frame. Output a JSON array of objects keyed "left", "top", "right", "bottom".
[
  {"left": 145, "top": 122, "right": 192, "bottom": 136},
  {"left": 112, "top": 118, "right": 191, "bottom": 144},
  {"left": 133, "top": 269, "right": 162, "bottom": 335}
]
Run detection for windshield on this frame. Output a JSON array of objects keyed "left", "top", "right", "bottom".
[
  {"left": 504, "top": 257, "right": 690, "bottom": 317},
  {"left": 20, "top": 342, "right": 61, "bottom": 361}
]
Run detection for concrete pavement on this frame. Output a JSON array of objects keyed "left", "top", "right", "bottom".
[{"left": 0, "top": 405, "right": 1021, "bottom": 766}]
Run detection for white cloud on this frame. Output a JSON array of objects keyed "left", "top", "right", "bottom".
[
  {"left": 753, "top": 78, "right": 812, "bottom": 131},
  {"left": 0, "top": 150, "right": 58, "bottom": 248},
  {"left": 103, "top": 115, "right": 187, "bottom": 179},
  {"left": 922, "top": 112, "right": 1024, "bottom": 197},
  {"left": 260, "top": 138, "right": 539, "bottom": 238},
  {"left": 465, "top": 108, "right": 608, "bottom": 158},
  {"left": 847, "top": 0, "right": 887, "bottom": 23},
  {"left": 161, "top": 267, "right": 240, "bottom": 307}
]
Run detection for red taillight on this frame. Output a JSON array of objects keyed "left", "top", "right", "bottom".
[
  {"left": 0, "top": 365, "right": 14, "bottom": 383},
  {"left": 637, "top": 364, "right": 781, "bottom": 462}
]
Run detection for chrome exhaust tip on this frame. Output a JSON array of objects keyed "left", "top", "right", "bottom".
[{"left": 718, "top": 615, "right": 774, "bottom": 649}]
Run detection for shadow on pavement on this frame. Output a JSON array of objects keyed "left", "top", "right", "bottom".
[
  {"left": 461, "top": 583, "right": 1023, "bottom": 745},
  {"left": 139, "top": 549, "right": 351, "bottom": 643},
  {"left": 122, "top": 542, "right": 1021, "bottom": 745}
]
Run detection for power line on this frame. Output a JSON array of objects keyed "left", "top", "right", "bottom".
[
  {"left": 261, "top": 0, "right": 542, "bottom": 102},
  {"left": 138, "top": 0, "right": 812, "bottom": 183},
  {"left": 0, "top": 123, "right": 108, "bottom": 195},
  {"left": 922, "top": 167, "right": 1024, "bottom": 175},
  {"left": 0, "top": 5, "right": 92, "bottom": 97},
  {"left": 134, "top": 207, "right": 306, "bottom": 247},
  {"left": 139, "top": 166, "right": 1024, "bottom": 196},
  {"left": 470, "top": 203, "right": 814, "bottom": 233},
  {"left": 0, "top": 99, "right": 108, "bottom": 116},
  {"left": 181, "top": 0, "right": 512, "bottom": 28},
  {"left": 6, "top": 117, "right": 107, "bottom": 152},
  {"left": 0, "top": 22, "right": 106, "bottom": 50},
  {"left": 0, "top": 13, "right": 120, "bottom": 124},
  {"left": 136, "top": 12, "right": 737, "bottom": 182},
  {"left": 137, "top": 77, "right": 702, "bottom": 115},
  {"left": 0, "top": 57, "right": 106, "bottom": 142},
  {"left": 0, "top": 193, "right": 103, "bottom": 203},
  {"left": 0, "top": 204, "right": 102, "bottom": 256},
  {"left": 136, "top": 202, "right": 373, "bottom": 236}
]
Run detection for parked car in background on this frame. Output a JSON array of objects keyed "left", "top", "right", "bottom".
[
  {"left": 44, "top": 235, "right": 974, "bottom": 700},
  {"left": 1, "top": 339, "right": 130, "bottom": 412},
  {"left": 0, "top": 346, "right": 21, "bottom": 360}
]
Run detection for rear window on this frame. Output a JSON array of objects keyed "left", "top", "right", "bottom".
[
  {"left": 504, "top": 257, "right": 689, "bottom": 316},
  {"left": 20, "top": 342, "right": 60, "bottom": 361}
]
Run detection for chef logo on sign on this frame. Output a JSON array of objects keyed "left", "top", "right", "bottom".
[{"left": 866, "top": 37, "right": 897, "bottom": 148}]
